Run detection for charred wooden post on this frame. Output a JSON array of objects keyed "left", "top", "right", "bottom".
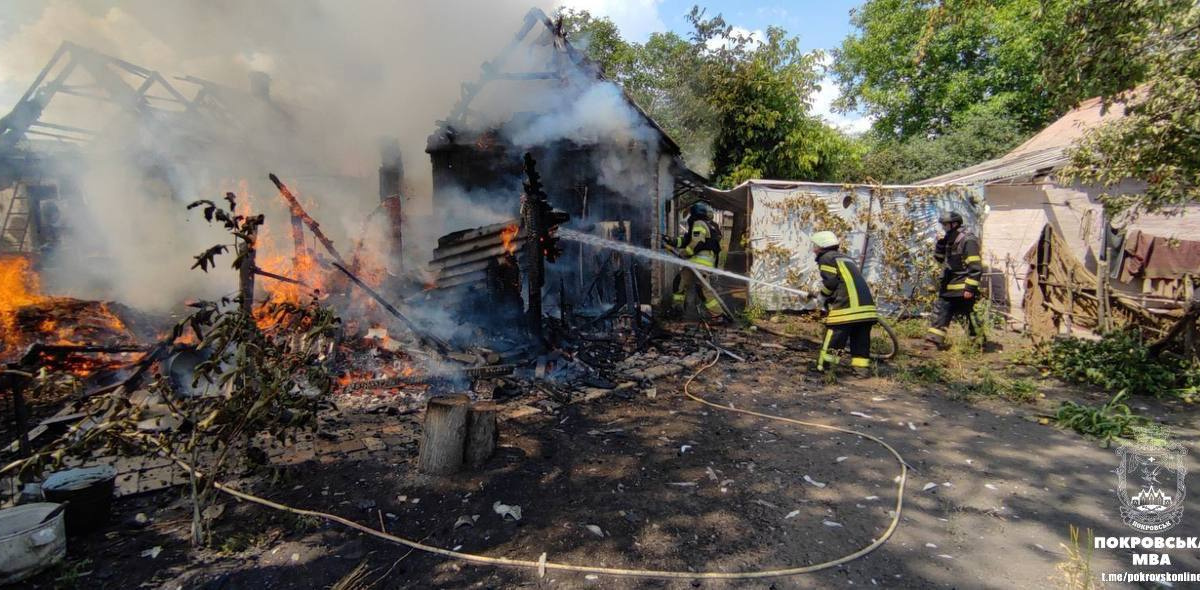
[
  {"left": 521, "top": 155, "right": 546, "bottom": 342},
  {"left": 237, "top": 215, "right": 257, "bottom": 314},
  {"left": 379, "top": 138, "right": 405, "bottom": 272},
  {"left": 418, "top": 394, "right": 471, "bottom": 475},
  {"left": 486, "top": 253, "right": 523, "bottom": 313},
  {"left": 518, "top": 153, "right": 568, "bottom": 343},
  {"left": 269, "top": 173, "right": 347, "bottom": 267},
  {"left": 288, "top": 210, "right": 308, "bottom": 268},
  {"left": 465, "top": 401, "right": 499, "bottom": 468},
  {"left": 1, "top": 367, "right": 32, "bottom": 459}
]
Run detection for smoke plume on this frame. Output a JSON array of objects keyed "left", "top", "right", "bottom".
[{"left": 0, "top": 0, "right": 560, "bottom": 310}]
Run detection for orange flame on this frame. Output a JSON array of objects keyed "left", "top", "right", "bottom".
[
  {"left": 1, "top": 255, "right": 46, "bottom": 355},
  {"left": 230, "top": 182, "right": 330, "bottom": 329},
  {"left": 1, "top": 255, "right": 137, "bottom": 374},
  {"left": 500, "top": 224, "right": 519, "bottom": 255}
]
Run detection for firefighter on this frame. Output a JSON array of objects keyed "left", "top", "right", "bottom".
[
  {"left": 663, "top": 201, "right": 724, "bottom": 320},
  {"left": 926, "top": 210, "right": 983, "bottom": 349},
  {"left": 812, "top": 230, "right": 878, "bottom": 375}
]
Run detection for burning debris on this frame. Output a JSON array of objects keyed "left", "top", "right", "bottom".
[{"left": 0, "top": 6, "right": 738, "bottom": 585}]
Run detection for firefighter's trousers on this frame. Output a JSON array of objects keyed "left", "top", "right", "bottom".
[
  {"left": 818, "top": 320, "right": 874, "bottom": 370},
  {"left": 672, "top": 255, "right": 722, "bottom": 318},
  {"left": 926, "top": 296, "right": 978, "bottom": 346}
]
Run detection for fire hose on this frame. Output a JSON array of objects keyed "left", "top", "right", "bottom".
[{"left": 188, "top": 349, "right": 908, "bottom": 581}]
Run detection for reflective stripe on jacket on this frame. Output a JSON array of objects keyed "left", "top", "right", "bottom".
[
  {"left": 817, "top": 249, "right": 878, "bottom": 325},
  {"left": 672, "top": 218, "right": 720, "bottom": 258},
  {"left": 935, "top": 230, "right": 983, "bottom": 298}
]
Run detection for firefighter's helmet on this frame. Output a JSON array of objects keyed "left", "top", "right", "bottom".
[
  {"left": 939, "top": 211, "right": 964, "bottom": 225},
  {"left": 689, "top": 201, "right": 714, "bottom": 220},
  {"left": 811, "top": 230, "right": 839, "bottom": 249}
]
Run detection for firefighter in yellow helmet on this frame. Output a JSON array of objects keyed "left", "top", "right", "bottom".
[
  {"left": 926, "top": 210, "right": 984, "bottom": 350},
  {"left": 663, "top": 201, "right": 724, "bottom": 320},
  {"left": 812, "top": 230, "right": 878, "bottom": 376}
]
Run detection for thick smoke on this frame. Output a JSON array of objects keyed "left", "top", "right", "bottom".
[
  {"left": 0, "top": 0, "right": 558, "bottom": 310},
  {"left": 508, "top": 82, "right": 656, "bottom": 148}
]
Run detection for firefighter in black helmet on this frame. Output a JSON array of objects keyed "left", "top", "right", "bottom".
[
  {"left": 812, "top": 230, "right": 877, "bottom": 375},
  {"left": 664, "top": 201, "right": 724, "bottom": 320},
  {"left": 926, "top": 210, "right": 983, "bottom": 349}
]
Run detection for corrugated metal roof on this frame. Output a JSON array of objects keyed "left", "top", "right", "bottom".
[
  {"left": 917, "top": 147, "right": 1068, "bottom": 186},
  {"left": 918, "top": 94, "right": 1133, "bottom": 186}
]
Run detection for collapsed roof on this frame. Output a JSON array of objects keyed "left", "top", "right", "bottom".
[
  {"left": 0, "top": 41, "right": 295, "bottom": 172},
  {"left": 436, "top": 8, "right": 682, "bottom": 156}
]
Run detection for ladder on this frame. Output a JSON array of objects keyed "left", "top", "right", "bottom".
[{"left": 0, "top": 186, "right": 32, "bottom": 253}]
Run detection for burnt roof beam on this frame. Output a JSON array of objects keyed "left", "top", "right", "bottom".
[{"left": 1, "top": 41, "right": 193, "bottom": 150}]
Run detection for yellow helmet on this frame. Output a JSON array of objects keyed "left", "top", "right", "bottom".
[{"left": 811, "top": 231, "right": 839, "bottom": 249}]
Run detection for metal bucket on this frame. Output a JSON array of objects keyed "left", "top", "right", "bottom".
[
  {"left": 0, "top": 503, "right": 67, "bottom": 584},
  {"left": 42, "top": 465, "right": 116, "bottom": 535},
  {"left": 163, "top": 346, "right": 213, "bottom": 397}
]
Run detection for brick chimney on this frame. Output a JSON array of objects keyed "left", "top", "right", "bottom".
[{"left": 248, "top": 71, "right": 271, "bottom": 101}]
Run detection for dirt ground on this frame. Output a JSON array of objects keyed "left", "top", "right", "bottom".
[{"left": 15, "top": 318, "right": 1200, "bottom": 589}]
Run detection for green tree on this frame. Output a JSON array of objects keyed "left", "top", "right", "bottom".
[
  {"left": 860, "top": 96, "right": 1028, "bottom": 183},
  {"left": 688, "top": 9, "right": 859, "bottom": 186},
  {"left": 555, "top": 8, "right": 635, "bottom": 81},
  {"left": 627, "top": 31, "right": 718, "bottom": 174},
  {"left": 559, "top": 6, "right": 863, "bottom": 185},
  {"left": 832, "top": 0, "right": 1069, "bottom": 141},
  {"left": 1051, "top": 1, "right": 1200, "bottom": 215}
]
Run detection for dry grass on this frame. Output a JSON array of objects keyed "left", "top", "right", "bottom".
[{"left": 1053, "top": 525, "right": 1103, "bottom": 590}]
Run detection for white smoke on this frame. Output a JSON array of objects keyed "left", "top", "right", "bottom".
[
  {"left": 0, "top": 0, "right": 556, "bottom": 310},
  {"left": 508, "top": 82, "right": 655, "bottom": 147}
]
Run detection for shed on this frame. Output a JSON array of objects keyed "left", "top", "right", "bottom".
[{"left": 920, "top": 94, "right": 1200, "bottom": 327}]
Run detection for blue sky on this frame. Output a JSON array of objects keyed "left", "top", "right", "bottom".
[
  {"left": 562, "top": 0, "right": 869, "bottom": 131},
  {"left": 653, "top": 0, "right": 859, "bottom": 52}
]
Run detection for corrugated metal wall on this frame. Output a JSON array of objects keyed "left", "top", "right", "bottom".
[{"left": 746, "top": 182, "right": 983, "bottom": 314}]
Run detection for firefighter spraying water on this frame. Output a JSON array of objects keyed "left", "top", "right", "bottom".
[
  {"left": 662, "top": 201, "right": 726, "bottom": 320},
  {"left": 555, "top": 228, "right": 812, "bottom": 300}
]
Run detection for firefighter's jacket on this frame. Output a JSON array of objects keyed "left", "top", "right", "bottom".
[
  {"left": 671, "top": 217, "right": 720, "bottom": 265},
  {"left": 935, "top": 229, "right": 983, "bottom": 298},
  {"left": 817, "top": 249, "right": 878, "bottom": 325}
]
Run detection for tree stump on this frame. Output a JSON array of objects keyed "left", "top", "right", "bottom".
[
  {"left": 418, "top": 394, "right": 470, "bottom": 475},
  {"left": 465, "top": 402, "right": 499, "bottom": 468}
]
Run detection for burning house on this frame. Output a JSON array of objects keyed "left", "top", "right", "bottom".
[
  {"left": 0, "top": 41, "right": 384, "bottom": 306},
  {"left": 424, "top": 8, "right": 707, "bottom": 320},
  {"left": 2, "top": 6, "right": 725, "bottom": 523}
]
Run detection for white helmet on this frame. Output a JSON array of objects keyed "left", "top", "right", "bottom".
[{"left": 811, "top": 231, "right": 839, "bottom": 249}]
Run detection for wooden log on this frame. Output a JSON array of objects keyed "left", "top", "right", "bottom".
[
  {"left": 465, "top": 402, "right": 499, "bottom": 468},
  {"left": 418, "top": 394, "right": 470, "bottom": 475},
  {"left": 1149, "top": 291, "right": 1200, "bottom": 358}
]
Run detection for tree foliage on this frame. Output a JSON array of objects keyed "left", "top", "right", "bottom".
[
  {"left": 558, "top": 6, "right": 860, "bottom": 186},
  {"left": 687, "top": 9, "right": 860, "bottom": 186},
  {"left": 832, "top": 0, "right": 1068, "bottom": 141},
  {"left": 555, "top": 9, "right": 635, "bottom": 81},
  {"left": 1051, "top": 1, "right": 1200, "bottom": 215},
  {"left": 859, "top": 97, "right": 1027, "bottom": 183}
]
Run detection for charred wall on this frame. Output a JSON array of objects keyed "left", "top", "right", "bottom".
[{"left": 427, "top": 126, "right": 668, "bottom": 308}]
